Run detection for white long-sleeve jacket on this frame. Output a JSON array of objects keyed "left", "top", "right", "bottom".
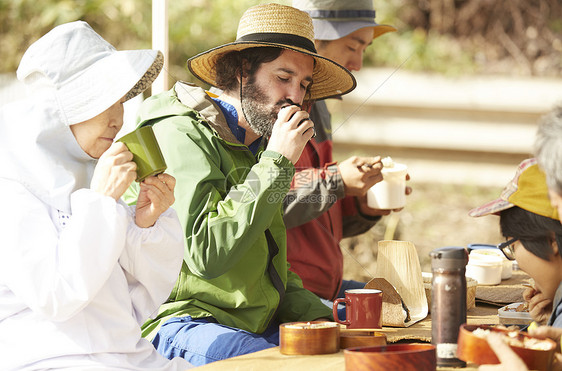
[{"left": 0, "top": 180, "right": 192, "bottom": 370}]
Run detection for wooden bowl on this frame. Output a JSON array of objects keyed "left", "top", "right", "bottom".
[
  {"left": 340, "top": 330, "right": 387, "bottom": 349},
  {"left": 279, "top": 321, "right": 339, "bottom": 355},
  {"left": 457, "top": 324, "right": 556, "bottom": 370},
  {"left": 344, "top": 343, "right": 436, "bottom": 371}
]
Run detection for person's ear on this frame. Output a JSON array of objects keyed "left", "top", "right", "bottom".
[
  {"left": 238, "top": 59, "right": 250, "bottom": 84},
  {"left": 551, "top": 237, "right": 559, "bottom": 256}
]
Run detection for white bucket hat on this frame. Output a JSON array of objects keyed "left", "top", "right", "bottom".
[
  {"left": 1, "top": 21, "right": 163, "bottom": 214},
  {"left": 293, "top": 0, "right": 396, "bottom": 40},
  {"left": 17, "top": 20, "right": 163, "bottom": 126}
]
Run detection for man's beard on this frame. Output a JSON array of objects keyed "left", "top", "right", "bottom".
[{"left": 241, "top": 77, "right": 289, "bottom": 138}]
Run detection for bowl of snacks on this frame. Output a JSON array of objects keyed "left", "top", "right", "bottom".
[
  {"left": 279, "top": 321, "right": 340, "bottom": 355},
  {"left": 457, "top": 324, "right": 556, "bottom": 370}
]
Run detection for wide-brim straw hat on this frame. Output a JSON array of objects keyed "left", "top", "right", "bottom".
[
  {"left": 17, "top": 21, "right": 163, "bottom": 126},
  {"left": 188, "top": 3, "right": 356, "bottom": 101},
  {"left": 293, "top": 0, "right": 397, "bottom": 40}
]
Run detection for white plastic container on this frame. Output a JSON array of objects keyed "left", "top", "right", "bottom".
[
  {"left": 466, "top": 252, "right": 503, "bottom": 285},
  {"left": 469, "top": 249, "right": 512, "bottom": 280},
  {"left": 366, "top": 162, "right": 408, "bottom": 209}
]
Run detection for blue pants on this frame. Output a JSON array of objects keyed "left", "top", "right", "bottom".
[{"left": 152, "top": 316, "right": 280, "bottom": 366}]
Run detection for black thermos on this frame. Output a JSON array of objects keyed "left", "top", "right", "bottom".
[{"left": 430, "top": 246, "right": 468, "bottom": 367}]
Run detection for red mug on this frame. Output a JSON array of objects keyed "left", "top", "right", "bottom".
[{"left": 333, "top": 289, "right": 383, "bottom": 329}]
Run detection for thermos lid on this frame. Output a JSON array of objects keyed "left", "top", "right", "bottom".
[{"left": 430, "top": 246, "right": 468, "bottom": 270}]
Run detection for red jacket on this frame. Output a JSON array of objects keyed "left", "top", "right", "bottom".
[{"left": 283, "top": 101, "right": 378, "bottom": 300}]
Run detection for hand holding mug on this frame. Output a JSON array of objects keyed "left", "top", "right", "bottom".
[
  {"left": 117, "top": 125, "right": 167, "bottom": 182},
  {"left": 135, "top": 173, "right": 176, "bottom": 228},
  {"left": 266, "top": 105, "right": 314, "bottom": 164},
  {"left": 90, "top": 141, "right": 137, "bottom": 201}
]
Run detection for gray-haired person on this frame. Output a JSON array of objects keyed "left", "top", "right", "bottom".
[{"left": 535, "top": 104, "right": 562, "bottom": 219}]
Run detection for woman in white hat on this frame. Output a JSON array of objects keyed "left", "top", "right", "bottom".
[{"left": 0, "top": 21, "right": 192, "bottom": 370}]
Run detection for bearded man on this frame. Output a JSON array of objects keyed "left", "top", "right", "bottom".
[{"left": 123, "top": 3, "right": 356, "bottom": 367}]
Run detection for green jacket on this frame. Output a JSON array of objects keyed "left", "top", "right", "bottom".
[{"left": 125, "top": 82, "right": 332, "bottom": 338}]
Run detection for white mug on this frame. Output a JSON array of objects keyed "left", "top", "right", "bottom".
[{"left": 367, "top": 162, "right": 407, "bottom": 209}]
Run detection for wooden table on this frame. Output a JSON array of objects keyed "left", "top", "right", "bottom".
[
  {"left": 196, "top": 271, "right": 532, "bottom": 370},
  {"left": 197, "top": 303, "right": 500, "bottom": 370}
]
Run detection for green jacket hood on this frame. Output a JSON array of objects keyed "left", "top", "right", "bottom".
[{"left": 137, "top": 82, "right": 239, "bottom": 145}]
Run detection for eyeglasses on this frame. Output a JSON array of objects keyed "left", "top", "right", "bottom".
[{"left": 497, "top": 238, "right": 519, "bottom": 261}]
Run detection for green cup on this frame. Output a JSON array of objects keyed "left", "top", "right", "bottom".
[{"left": 117, "top": 125, "right": 167, "bottom": 182}]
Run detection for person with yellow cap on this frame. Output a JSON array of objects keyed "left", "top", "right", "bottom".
[
  {"left": 469, "top": 158, "right": 562, "bottom": 370},
  {"left": 285, "top": 0, "right": 408, "bottom": 307},
  {"left": 123, "top": 3, "right": 356, "bottom": 366}
]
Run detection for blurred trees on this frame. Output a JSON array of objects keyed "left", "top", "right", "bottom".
[
  {"left": 368, "top": 0, "right": 562, "bottom": 76},
  {"left": 1, "top": 0, "right": 153, "bottom": 72},
  {"left": 0, "top": 0, "right": 277, "bottom": 84},
  {"left": 1, "top": 0, "right": 561, "bottom": 82}
]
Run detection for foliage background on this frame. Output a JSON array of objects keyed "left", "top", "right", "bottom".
[{"left": 2, "top": 0, "right": 561, "bottom": 82}]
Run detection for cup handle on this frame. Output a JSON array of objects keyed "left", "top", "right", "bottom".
[{"left": 333, "top": 298, "right": 350, "bottom": 326}]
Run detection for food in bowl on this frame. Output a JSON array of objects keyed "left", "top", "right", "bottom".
[
  {"left": 471, "top": 327, "right": 552, "bottom": 350},
  {"left": 282, "top": 321, "right": 338, "bottom": 329},
  {"left": 457, "top": 324, "right": 556, "bottom": 370},
  {"left": 506, "top": 302, "right": 529, "bottom": 312}
]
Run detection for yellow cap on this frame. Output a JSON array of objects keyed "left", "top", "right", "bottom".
[{"left": 469, "top": 158, "right": 559, "bottom": 220}]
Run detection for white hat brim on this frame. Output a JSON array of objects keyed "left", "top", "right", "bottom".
[{"left": 58, "top": 50, "right": 163, "bottom": 125}]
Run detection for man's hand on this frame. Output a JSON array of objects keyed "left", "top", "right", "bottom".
[
  {"left": 267, "top": 105, "right": 315, "bottom": 164},
  {"left": 356, "top": 194, "right": 392, "bottom": 216},
  {"left": 135, "top": 173, "right": 176, "bottom": 228},
  {"left": 523, "top": 286, "right": 553, "bottom": 325},
  {"left": 338, "top": 156, "right": 383, "bottom": 197},
  {"left": 90, "top": 142, "right": 137, "bottom": 201}
]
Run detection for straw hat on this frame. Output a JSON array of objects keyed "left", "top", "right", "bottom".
[
  {"left": 188, "top": 3, "right": 356, "bottom": 100},
  {"left": 17, "top": 21, "right": 163, "bottom": 126},
  {"left": 469, "top": 158, "right": 559, "bottom": 220},
  {"left": 293, "top": 0, "right": 397, "bottom": 40}
]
